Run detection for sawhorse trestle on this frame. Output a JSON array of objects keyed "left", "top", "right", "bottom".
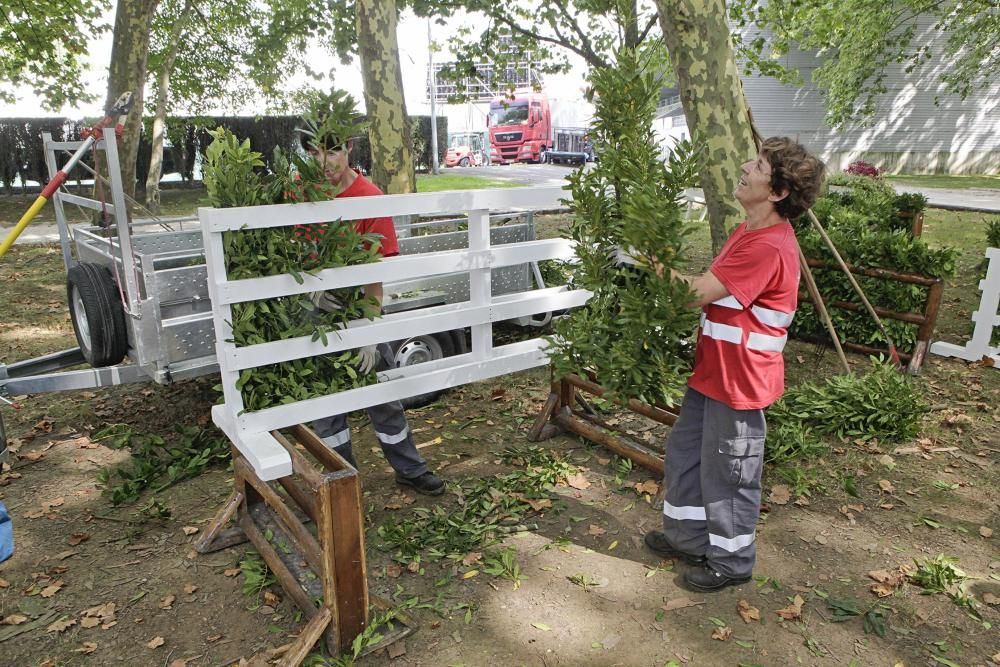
[
  {"left": 195, "top": 424, "right": 412, "bottom": 665},
  {"left": 529, "top": 373, "right": 677, "bottom": 475}
]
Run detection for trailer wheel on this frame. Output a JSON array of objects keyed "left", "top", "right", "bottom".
[
  {"left": 459, "top": 157, "right": 471, "bottom": 167},
  {"left": 392, "top": 330, "right": 467, "bottom": 409},
  {"left": 67, "top": 263, "right": 128, "bottom": 367}
]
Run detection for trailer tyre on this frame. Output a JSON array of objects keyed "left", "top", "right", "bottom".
[
  {"left": 459, "top": 157, "right": 471, "bottom": 167},
  {"left": 67, "top": 263, "right": 128, "bottom": 367},
  {"left": 392, "top": 330, "right": 467, "bottom": 409}
]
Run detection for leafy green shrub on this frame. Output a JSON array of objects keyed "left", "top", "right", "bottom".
[
  {"left": 546, "top": 46, "right": 700, "bottom": 408},
  {"left": 764, "top": 421, "right": 824, "bottom": 466},
  {"left": 986, "top": 216, "right": 1000, "bottom": 249},
  {"left": 204, "top": 94, "right": 384, "bottom": 412},
  {"left": 793, "top": 179, "right": 958, "bottom": 351},
  {"left": 769, "top": 357, "right": 926, "bottom": 443}
]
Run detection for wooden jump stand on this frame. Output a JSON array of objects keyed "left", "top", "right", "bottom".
[
  {"left": 194, "top": 424, "right": 412, "bottom": 665},
  {"left": 529, "top": 372, "right": 675, "bottom": 475}
]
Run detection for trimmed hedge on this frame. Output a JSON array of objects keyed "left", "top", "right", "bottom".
[
  {"left": 793, "top": 177, "right": 956, "bottom": 352},
  {"left": 0, "top": 114, "right": 448, "bottom": 193}
]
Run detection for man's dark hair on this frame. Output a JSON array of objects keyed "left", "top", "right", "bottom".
[{"left": 759, "top": 137, "right": 826, "bottom": 220}]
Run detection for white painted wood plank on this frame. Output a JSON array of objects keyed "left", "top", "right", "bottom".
[
  {"left": 227, "top": 286, "right": 591, "bottom": 370},
  {"left": 235, "top": 339, "right": 550, "bottom": 434},
  {"left": 218, "top": 238, "right": 577, "bottom": 305},
  {"left": 201, "top": 186, "right": 565, "bottom": 232}
]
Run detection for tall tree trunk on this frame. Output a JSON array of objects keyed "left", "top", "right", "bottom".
[
  {"left": 145, "top": 0, "right": 194, "bottom": 212},
  {"left": 355, "top": 0, "right": 415, "bottom": 194},
  {"left": 656, "top": 0, "right": 755, "bottom": 254},
  {"left": 623, "top": 0, "right": 641, "bottom": 49},
  {"left": 103, "top": 0, "right": 161, "bottom": 203}
]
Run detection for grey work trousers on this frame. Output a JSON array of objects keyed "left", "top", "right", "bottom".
[
  {"left": 311, "top": 342, "right": 428, "bottom": 479},
  {"left": 661, "top": 387, "right": 766, "bottom": 578}
]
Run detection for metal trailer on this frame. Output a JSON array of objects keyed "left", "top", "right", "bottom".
[
  {"left": 0, "top": 129, "right": 554, "bottom": 432},
  {"left": 544, "top": 127, "right": 594, "bottom": 166}
]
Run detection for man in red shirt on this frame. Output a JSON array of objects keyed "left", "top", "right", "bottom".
[
  {"left": 644, "top": 137, "right": 825, "bottom": 591},
  {"left": 304, "top": 132, "right": 444, "bottom": 496}
]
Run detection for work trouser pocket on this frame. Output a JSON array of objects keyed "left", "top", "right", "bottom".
[{"left": 720, "top": 436, "right": 765, "bottom": 487}]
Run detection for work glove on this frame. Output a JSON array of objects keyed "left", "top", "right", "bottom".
[
  {"left": 355, "top": 345, "right": 379, "bottom": 375},
  {"left": 309, "top": 290, "right": 343, "bottom": 313}
]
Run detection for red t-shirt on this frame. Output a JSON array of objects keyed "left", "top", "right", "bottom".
[
  {"left": 687, "top": 220, "right": 800, "bottom": 410},
  {"left": 335, "top": 172, "right": 399, "bottom": 257}
]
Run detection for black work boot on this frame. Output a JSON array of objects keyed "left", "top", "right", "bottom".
[
  {"left": 643, "top": 530, "right": 707, "bottom": 566},
  {"left": 682, "top": 564, "right": 752, "bottom": 592},
  {"left": 395, "top": 470, "right": 445, "bottom": 496}
]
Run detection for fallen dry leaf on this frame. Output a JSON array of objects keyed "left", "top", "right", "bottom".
[
  {"left": 737, "top": 599, "right": 760, "bottom": 623},
  {"left": 0, "top": 577, "right": 8, "bottom": 588},
  {"left": 47, "top": 617, "right": 76, "bottom": 632},
  {"left": 711, "top": 626, "right": 732, "bottom": 641},
  {"left": 981, "top": 592, "right": 998, "bottom": 606},
  {"left": 223, "top": 568, "right": 240, "bottom": 577},
  {"left": 407, "top": 561, "right": 420, "bottom": 573},
  {"left": 74, "top": 642, "right": 98, "bottom": 654},
  {"left": 662, "top": 597, "right": 705, "bottom": 611},
  {"left": 565, "top": 473, "right": 591, "bottom": 490},
  {"left": 182, "top": 526, "right": 199, "bottom": 536},
  {"left": 168, "top": 659, "right": 194, "bottom": 667},
  {"left": 147, "top": 636, "right": 165, "bottom": 649},
  {"left": 263, "top": 591, "right": 281, "bottom": 606},
  {"left": 868, "top": 567, "right": 909, "bottom": 597},
  {"left": 159, "top": 594, "right": 175, "bottom": 609},
  {"left": 40, "top": 580, "right": 64, "bottom": 598},
  {"left": 387, "top": 639, "right": 407, "bottom": 659},
  {"left": 385, "top": 564, "right": 402, "bottom": 578},
  {"left": 462, "top": 570, "right": 479, "bottom": 579},
  {"left": 42, "top": 497, "right": 64, "bottom": 510},
  {"left": 776, "top": 595, "right": 805, "bottom": 620},
  {"left": 878, "top": 479, "right": 895, "bottom": 494},
  {"left": 980, "top": 526, "right": 993, "bottom": 538},
  {"left": 587, "top": 524, "right": 607, "bottom": 537},
  {"left": 635, "top": 480, "right": 660, "bottom": 495},
  {"left": 461, "top": 552, "right": 483, "bottom": 567},
  {"left": 1, "top": 614, "right": 28, "bottom": 625},
  {"left": 183, "top": 583, "right": 198, "bottom": 595},
  {"left": 80, "top": 617, "right": 100, "bottom": 629},
  {"left": 768, "top": 484, "right": 791, "bottom": 505}
]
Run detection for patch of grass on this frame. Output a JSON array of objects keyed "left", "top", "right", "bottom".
[
  {"left": 884, "top": 174, "right": 1000, "bottom": 190},
  {"left": 415, "top": 173, "right": 523, "bottom": 192}
]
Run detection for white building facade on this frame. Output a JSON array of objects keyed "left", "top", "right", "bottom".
[{"left": 658, "top": 16, "right": 1000, "bottom": 174}]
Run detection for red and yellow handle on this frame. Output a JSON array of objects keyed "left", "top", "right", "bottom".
[{"left": 0, "top": 92, "right": 133, "bottom": 258}]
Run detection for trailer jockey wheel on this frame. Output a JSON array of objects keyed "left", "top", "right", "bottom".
[
  {"left": 392, "top": 330, "right": 467, "bottom": 409},
  {"left": 67, "top": 263, "right": 129, "bottom": 367}
]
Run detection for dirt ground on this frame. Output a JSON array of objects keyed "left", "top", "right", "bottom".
[{"left": 1, "top": 209, "right": 998, "bottom": 667}]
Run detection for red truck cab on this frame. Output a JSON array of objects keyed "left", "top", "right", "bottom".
[{"left": 488, "top": 93, "right": 551, "bottom": 164}]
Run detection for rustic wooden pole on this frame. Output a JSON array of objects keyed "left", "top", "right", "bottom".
[{"left": 553, "top": 411, "right": 664, "bottom": 474}]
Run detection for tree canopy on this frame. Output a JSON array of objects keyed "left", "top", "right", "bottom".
[
  {"left": 729, "top": 0, "right": 1000, "bottom": 127},
  {"left": 0, "top": 0, "right": 110, "bottom": 110}
]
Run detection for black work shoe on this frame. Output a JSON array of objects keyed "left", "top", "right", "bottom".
[
  {"left": 396, "top": 471, "right": 445, "bottom": 496},
  {"left": 643, "top": 530, "right": 706, "bottom": 566},
  {"left": 682, "top": 564, "right": 752, "bottom": 592}
]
